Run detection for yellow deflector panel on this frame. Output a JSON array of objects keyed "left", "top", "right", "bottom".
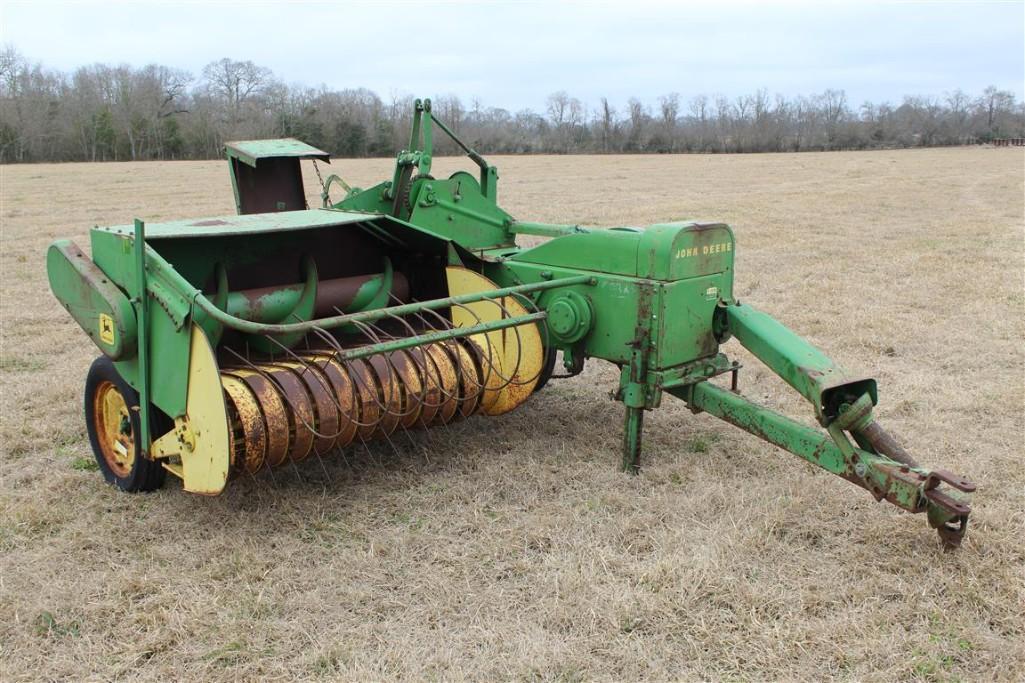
[
  {"left": 151, "top": 324, "right": 231, "bottom": 494},
  {"left": 445, "top": 266, "right": 543, "bottom": 415}
]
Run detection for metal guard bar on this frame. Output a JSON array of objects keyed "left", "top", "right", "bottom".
[
  {"left": 191, "top": 274, "right": 593, "bottom": 335},
  {"left": 338, "top": 312, "right": 547, "bottom": 361}
]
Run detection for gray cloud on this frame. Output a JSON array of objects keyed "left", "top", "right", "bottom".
[{"left": 3, "top": 0, "right": 1022, "bottom": 109}]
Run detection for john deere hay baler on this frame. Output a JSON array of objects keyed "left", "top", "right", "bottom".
[{"left": 47, "top": 99, "right": 975, "bottom": 548}]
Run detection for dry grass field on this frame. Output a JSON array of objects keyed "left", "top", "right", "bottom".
[{"left": 1, "top": 147, "right": 1023, "bottom": 681}]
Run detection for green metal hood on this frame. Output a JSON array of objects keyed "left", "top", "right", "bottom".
[
  {"left": 224, "top": 138, "right": 330, "bottom": 168},
  {"left": 93, "top": 208, "right": 381, "bottom": 239}
]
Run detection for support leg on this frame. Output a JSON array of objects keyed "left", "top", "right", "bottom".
[{"left": 622, "top": 406, "right": 644, "bottom": 473}]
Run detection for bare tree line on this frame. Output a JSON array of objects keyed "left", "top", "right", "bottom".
[{"left": 1, "top": 48, "right": 1022, "bottom": 163}]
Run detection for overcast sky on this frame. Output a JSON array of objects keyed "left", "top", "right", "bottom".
[{"left": 2, "top": 1, "right": 1023, "bottom": 110}]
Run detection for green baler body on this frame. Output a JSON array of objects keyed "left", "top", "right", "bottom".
[{"left": 45, "top": 97, "right": 975, "bottom": 548}]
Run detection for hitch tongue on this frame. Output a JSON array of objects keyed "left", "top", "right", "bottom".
[
  {"left": 922, "top": 469, "right": 976, "bottom": 549},
  {"left": 835, "top": 402, "right": 977, "bottom": 549}
]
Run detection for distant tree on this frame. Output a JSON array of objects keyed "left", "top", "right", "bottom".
[
  {"left": 333, "top": 119, "right": 367, "bottom": 157},
  {"left": 201, "top": 58, "right": 271, "bottom": 127},
  {"left": 598, "top": 97, "right": 616, "bottom": 152},
  {"left": 2, "top": 50, "right": 1024, "bottom": 162},
  {"left": 657, "top": 92, "right": 679, "bottom": 152}
]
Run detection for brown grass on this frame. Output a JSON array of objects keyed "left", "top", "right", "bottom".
[{"left": 1, "top": 148, "right": 1023, "bottom": 681}]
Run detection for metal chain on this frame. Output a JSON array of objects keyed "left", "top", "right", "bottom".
[{"left": 311, "top": 158, "right": 326, "bottom": 192}]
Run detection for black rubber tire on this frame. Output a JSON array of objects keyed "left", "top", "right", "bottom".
[
  {"left": 84, "top": 356, "right": 168, "bottom": 492},
  {"left": 533, "top": 345, "right": 559, "bottom": 393}
]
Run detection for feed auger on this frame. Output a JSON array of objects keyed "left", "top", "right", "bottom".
[{"left": 47, "top": 98, "right": 975, "bottom": 548}]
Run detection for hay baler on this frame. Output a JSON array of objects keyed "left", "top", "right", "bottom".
[{"left": 47, "top": 99, "right": 975, "bottom": 547}]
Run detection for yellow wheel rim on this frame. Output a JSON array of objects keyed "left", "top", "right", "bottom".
[{"left": 93, "top": 380, "right": 135, "bottom": 477}]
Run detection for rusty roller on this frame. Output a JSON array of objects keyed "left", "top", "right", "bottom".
[{"left": 219, "top": 334, "right": 528, "bottom": 477}]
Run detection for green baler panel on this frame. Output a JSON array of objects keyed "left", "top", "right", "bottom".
[
  {"left": 638, "top": 222, "right": 735, "bottom": 281},
  {"left": 653, "top": 274, "right": 730, "bottom": 369},
  {"left": 90, "top": 229, "right": 190, "bottom": 419},
  {"left": 509, "top": 228, "right": 643, "bottom": 276},
  {"left": 46, "top": 239, "right": 137, "bottom": 361}
]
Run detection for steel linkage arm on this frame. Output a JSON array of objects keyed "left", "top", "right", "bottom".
[{"left": 674, "top": 302, "right": 976, "bottom": 548}]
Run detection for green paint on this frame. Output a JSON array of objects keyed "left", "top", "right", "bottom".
[{"left": 725, "top": 303, "right": 877, "bottom": 424}]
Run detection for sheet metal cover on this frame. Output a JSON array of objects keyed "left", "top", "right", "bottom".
[
  {"left": 99, "top": 209, "right": 381, "bottom": 239},
  {"left": 225, "top": 138, "right": 330, "bottom": 167}
]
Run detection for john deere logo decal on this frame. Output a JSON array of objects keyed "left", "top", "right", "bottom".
[{"left": 98, "top": 314, "right": 115, "bottom": 345}]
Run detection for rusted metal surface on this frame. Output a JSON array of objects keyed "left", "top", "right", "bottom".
[
  {"left": 232, "top": 272, "right": 411, "bottom": 321},
  {"left": 390, "top": 350, "right": 425, "bottom": 429},
  {"left": 424, "top": 343, "right": 461, "bottom": 425},
  {"left": 312, "top": 353, "right": 360, "bottom": 449},
  {"left": 367, "top": 355, "right": 403, "bottom": 436},
  {"left": 348, "top": 359, "right": 382, "bottom": 441},
  {"left": 221, "top": 375, "right": 267, "bottom": 474},
  {"left": 264, "top": 366, "right": 315, "bottom": 463},
  {"left": 407, "top": 346, "right": 441, "bottom": 426},
  {"left": 318, "top": 272, "right": 410, "bottom": 317},
  {"left": 855, "top": 420, "right": 919, "bottom": 468},
  {"left": 275, "top": 361, "right": 339, "bottom": 457},
  {"left": 451, "top": 341, "right": 484, "bottom": 418},
  {"left": 223, "top": 369, "right": 290, "bottom": 467},
  {"left": 212, "top": 331, "right": 543, "bottom": 476}
]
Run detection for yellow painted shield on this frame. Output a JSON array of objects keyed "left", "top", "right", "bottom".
[{"left": 151, "top": 324, "right": 231, "bottom": 494}]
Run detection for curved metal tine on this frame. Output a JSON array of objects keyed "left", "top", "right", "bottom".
[
  {"left": 345, "top": 318, "right": 408, "bottom": 420},
  {"left": 376, "top": 303, "right": 436, "bottom": 412},
  {"left": 373, "top": 331, "right": 435, "bottom": 436},
  {"left": 259, "top": 326, "right": 351, "bottom": 442},
  {"left": 387, "top": 289, "right": 466, "bottom": 402},
  {"left": 356, "top": 433, "right": 382, "bottom": 468},
  {"left": 446, "top": 299, "right": 520, "bottom": 392},
  {"left": 355, "top": 312, "right": 423, "bottom": 450},
  {"left": 354, "top": 319, "right": 424, "bottom": 422},
  {"left": 310, "top": 447, "right": 333, "bottom": 490},
  {"left": 385, "top": 295, "right": 480, "bottom": 439},
  {"left": 302, "top": 339, "right": 335, "bottom": 490},
  {"left": 378, "top": 421, "right": 406, "bottom": 461},
  {"left": 416, "top": 301, "right": 495, "bottom": 399},
  {"left": 342, "top": 319, "right": 411, "bottom": 458},
  {"left": 390, "top": 294, "right": 463, "bottom": 405},
  {"left": 336, "top": 320, "right": 413, "bottom": 463},
  {"left": 262, "top": 446, "right": 280, "bottom": 487},
  {"left": 286, "top": 452, "right": 306, "bottom": 486},
  {"left": 304, "top": 326, "right": 378, "bottom": 430},
  {"left": 500, "top": 291, "right": 549, "bottom": 387},
  {"left": 237, "top": 340, "right": 310, "bottom": 480},
  {"left": 400, "top": 305, "right": 463, "bottom": 402},
  {"left": 487, "top": 294, "right": 527, "bottom": 386},
  {"left": 403, "top": 342, "right": 448, "bottom": 435},
  {"left": 222, "top": 344, "right": 316, "bottom": 436},
  {"left": 333, "top": 443, "right": 352, "bottom": 470},
  {"left": 447, "top": 302, "right": 501, "bottom": 401},
  {"left": 454, "top": 292, "right": 545, "bottom": 389},
  {"left": 388, "top": 291, "right": 444, "bottom": 332},
  {"left": 424, "top": 300, "right": 489, "bottom": 402},
  {"left": 331, "top": 311, "right": 399, "bottom": 418},
  {"left": 489, "top": 295, "right": 531, "bottom": 386},
  {"left": 425, "top": 299, "right": 495, "bottom": 405}
]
